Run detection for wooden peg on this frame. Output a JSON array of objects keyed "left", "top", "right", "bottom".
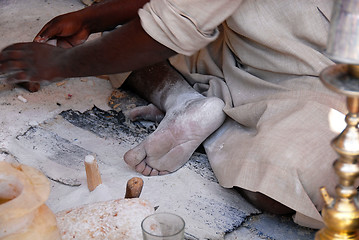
[
  {"left": 125, "top": 177, "right": 144, "bottom": 198},
  {"left": 84, "top": 155, "right": 102, "bottom": 191}
]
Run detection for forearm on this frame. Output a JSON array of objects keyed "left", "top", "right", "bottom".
[
  {"left": 61, "top": 17, "right": 176, "bottom": 78},
  {"left": 80, "top": 0, "right": 151, "bottom": 33}
]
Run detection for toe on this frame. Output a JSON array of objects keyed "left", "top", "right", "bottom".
[
  {"left": 150, "top": 169, "right": 159, "bottom": 176},
  {"left": 142, "top": 165, "right": 153, "bottom": 176},
  {"left": 135, "top": 161, "right": 146, "bottom": 173},
  {"left": 124, "top": 143, "right": 147, "bottom": 167}
]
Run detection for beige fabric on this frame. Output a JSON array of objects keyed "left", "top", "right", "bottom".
[
  {"left": 139, "top": 0, "right": 243, "bottom": 55},
  {"left": 139, "top": 0, "right": 347, "bottom": 228}
]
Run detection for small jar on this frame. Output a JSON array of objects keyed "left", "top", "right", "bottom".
[{"left": 0, "top": 161, "right": 61, "bottom": 240}]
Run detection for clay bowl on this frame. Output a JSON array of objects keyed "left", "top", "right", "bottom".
[{"left": 0, "top": 162, "right": 60, "bottom": 240}]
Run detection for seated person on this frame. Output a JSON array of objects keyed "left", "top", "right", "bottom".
[{"left": 0, "top": 0, "right": 344, "bottom": 229}]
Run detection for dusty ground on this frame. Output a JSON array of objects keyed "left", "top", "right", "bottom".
[{"left": 0, "top": 1, "right": 318, "bottom": 239}]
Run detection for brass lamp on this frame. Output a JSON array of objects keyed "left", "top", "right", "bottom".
[{"left": 316, "top": 0, "right": 359, "bottom": 239}]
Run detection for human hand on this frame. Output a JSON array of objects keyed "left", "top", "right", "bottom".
[
  {"left": 34, "top": 12, "right": 91, "bottom": 48},
  {"left": 0, "top": 42, "right": 67, "bottom": 83}
]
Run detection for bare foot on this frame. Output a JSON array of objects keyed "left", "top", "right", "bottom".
[{"left": 124, "top": 96, "right": 225, "bottom": 176}]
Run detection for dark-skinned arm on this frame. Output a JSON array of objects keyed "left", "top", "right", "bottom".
[
  {"left": 82, "top": 0, "right": 151, "bottom": 33},
  {"left": 0, "top": 17, "right": 176, "bottom": 83},
  {"left": 63, "top": 17, "right": 176, "bottom": 77}
]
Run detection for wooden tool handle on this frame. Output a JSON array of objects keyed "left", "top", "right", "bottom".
[
  {"left": 125, "top": 177, "right": 143, "bottom": 198},
  {"left": 84, "top": 155, "right": 102, "bottom": 192}
]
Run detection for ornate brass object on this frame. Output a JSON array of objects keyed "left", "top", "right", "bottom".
[
  {"left": 315, "top": 0, "right": 359, "bottom": 238},
  {"left": 315, "top": 67, "right": 359, "bottom": 239},
  {"left": 315, "top": 64, "right": 359, "bottom": 239}
]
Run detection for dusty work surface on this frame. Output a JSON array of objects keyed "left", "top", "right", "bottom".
[
  {"left": 0, "top": 0, "right": 317, "bottom": 239},
  {"left": 6, "top": 103, "right": 259, "bottom": 239}
]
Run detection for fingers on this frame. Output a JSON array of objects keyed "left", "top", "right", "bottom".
[
  {"left": 1, "top": 43, "right": 24, "bottom": 55},
  {"left": 0, "top": 60, "right": 28, "bottom": 74},
  {"left": 0, "top": 57, "right": 27, "bottom": 78},
  {"left": 33, "top": 17, "right": 65, "bottom": 43},
  {"left": 34, "top": 24, "right": 56, "bottom": 43},
  {"left": 0, "top": 70, "right": 31, "bottom": 84},
  {"left": 33, "top": 35, "right": 48, "bottom": 43},
  {"left": 35, "top": 35, "right": 73, "bottom": 49},
  {"left": 0, "top": 49, "right": 24, "bottom": 61},
  {"left": 0, "top": 47, "right": 26, "bottom": 81},
  {"left": 33, "top": 14, "right": 90, "bottom": 48},
  {"left": 1, "top": 42, "right": 63, "bottom": 84},
  {"left": 5, "top": 71, "right": 31, "bottom": 84},
  {"left": 35, "top": 31, "right": 89, "bottom": 49},
  {"left": 0, "top": 48, "right": 27, "bottom": 66},
  {"left": 0, "top": 43, "right": 33, "bottom": 83}
]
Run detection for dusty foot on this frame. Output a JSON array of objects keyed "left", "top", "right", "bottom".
[{"left": 124, "top": 96, "right": 225, "bottom": 176}]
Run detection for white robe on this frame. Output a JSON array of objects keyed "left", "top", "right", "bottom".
[{"left": 138, "top": 0, "right": 345, "bottom": 228}]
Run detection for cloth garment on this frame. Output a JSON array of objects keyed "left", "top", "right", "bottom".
[{"left": 136, "top": 0, "right": 347, "bottom": 228}]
